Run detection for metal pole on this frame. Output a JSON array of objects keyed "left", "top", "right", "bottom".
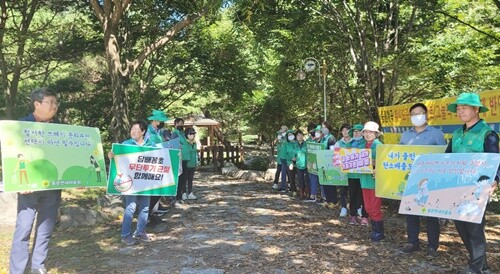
[{"left": 322, "top": 60, "right": 327, "bottom": 121}]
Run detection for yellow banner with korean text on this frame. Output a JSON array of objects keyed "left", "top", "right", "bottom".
[
  {"left": 378, "top": 90, "right": 500, "bottom": 144},
  {"left": 375, "top": 144, "right": 446, "bottom": 200}
]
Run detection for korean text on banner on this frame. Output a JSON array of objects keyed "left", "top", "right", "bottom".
[
  {"left": 398, "top": 153, "right": 500, "bottom": 224},
  {"left": 107, "top": 144, "right": 180, "bottom": 196},
  {"left": 375, "top": 144, "right": 446, "bottom": 200},
  {"left": 335, "top": 148, "right": 373, "bottom": 174},
  {"left": 0, "top": 121, "right": 106, "bottom": 192}
]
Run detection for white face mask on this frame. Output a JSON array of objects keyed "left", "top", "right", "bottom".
[
  {"left": 321, "top": 128, "right": 329, "bottom": 135},
  {"left": 314, "top": 132, "right": 321, "bottom": 138},
  {"left": 288, "top": 135, "right": 295, "bottom": 141},
  {"left": 411, "top": 114, "right": 427, "bottom": 127}
]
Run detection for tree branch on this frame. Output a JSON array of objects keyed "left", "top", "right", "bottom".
[
  {"left": 127, "top": 8, "right": 208, "bottom": 76},
  {"left": 435, "top": 10, "right": 500, "bottom": 42},
  {"left": 89, "top": 0, "right": 104, "bottom": 24}
]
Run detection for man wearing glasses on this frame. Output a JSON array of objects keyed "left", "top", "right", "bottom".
[{"left": 10, "top": 88, "right": 61, "bottom": 274}]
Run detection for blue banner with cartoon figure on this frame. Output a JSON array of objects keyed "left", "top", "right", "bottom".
[{"left": 399, "top": 153, "right": 500, "bottom": 224}]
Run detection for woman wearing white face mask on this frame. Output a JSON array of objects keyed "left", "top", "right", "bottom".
[
  {"left": 273, "top": 126, "right": 289, "bottom": 190},
  {"left": 179, "top": 127, "right": 199, "bottom": 201},
  {"left": 347, "top": 124, "right": 370, "bottom": 226},
  {"left": 320, "top": 121, "right": 337, "bottom": 207},
  {"left": 305, "top": 126, "right": 323, "bottom": 202},
  {"left": 279, "top": 130, "right": 297, "bottom": 193}
]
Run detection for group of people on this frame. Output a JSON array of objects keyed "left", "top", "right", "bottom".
[
  {"left": 9, "top": 88, "right": 200, "bottom": 273},
  {"left": 272, "top": 120, "right": 386, "bottom": 241},
  {"left": 271, "top": 92, "right": 498, "bottom": 274},
  {"left": 109, "top": 111, "right": 201, "bottom": 246},
  {"left": 6, "top": 88, "right": 498, "bottom": 274}
]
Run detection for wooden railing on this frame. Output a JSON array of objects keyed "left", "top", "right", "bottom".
[{"left": 199, "top": 145, "right": 242, "bottom": 171}]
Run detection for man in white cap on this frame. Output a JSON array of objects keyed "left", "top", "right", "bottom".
[{"left": 446, "top": 92, "right": 498, "bottom": 274}]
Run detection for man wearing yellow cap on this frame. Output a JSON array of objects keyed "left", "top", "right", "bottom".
[{"left": 446, "top": 92, "right": 499, "bottom": 274}]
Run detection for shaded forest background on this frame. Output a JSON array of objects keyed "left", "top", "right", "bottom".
[{"left": 1, "top": 0, "right": 499, "bottom": 145}]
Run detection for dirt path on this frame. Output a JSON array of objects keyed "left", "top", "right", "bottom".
[{"left": 2, "top": 171, "right": 500, "bottom": 273}]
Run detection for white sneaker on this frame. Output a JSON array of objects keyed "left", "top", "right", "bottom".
[
  {"left": 187, "top": 193, "right": 197, "bottom": 200},
  {"left": 340, "top": 207, "right": 348, "bottom": 217},
  {"left": 272, "top": 183, "right": 278, "bottom": 190},
  {"left": 182, "top": 193, "right": 187, "bottom": 200}
]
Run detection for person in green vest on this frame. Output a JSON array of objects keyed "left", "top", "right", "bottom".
[
  {"left": 170, "top": 118, "right": 185, "bottom": 141},
  {"left": 320, "top": 121, "right": 337, "bottom": 207},
  {"left": 446, "top": 92, "right": 499, "bottom": 274},
  {"left": 280, "top": 130, "right": 297, "bottom": 193},
  {"left": 179, "top": 127, "right": 199, "bottom": 201},
  {"left": 359, "top": 121, "right": 385, "bottom": 241},
  {"left": 144, "top": 109, "right": 169, "bottom": 221},
  {"left": 273, "top": 126, "right": 289, "bottom": 190},
  {"left": 347, "top": 124, "right": 369, "bottom": 226},
  {"left": 294, "top": 130, "right": 309, "bottom": 199},
  {"left": 145, "top": 109, "right": 168, "bottom": 144},
  {"left": 306, "top": 125, "right": 324, "bottom": 202},
  {"left": 332, "top": 124, "right": 352, "bottom": 218}
]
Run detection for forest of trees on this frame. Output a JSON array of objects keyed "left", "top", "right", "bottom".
[{"left": 1, "top": 0, "right": 498, "bottom": 145}]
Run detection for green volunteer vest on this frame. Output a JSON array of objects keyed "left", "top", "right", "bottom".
[{"left": 451, "top": 120, "right": 492, "bottom": 153}]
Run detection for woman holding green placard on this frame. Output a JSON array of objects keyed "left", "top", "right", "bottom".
[{"left": 108, "top": 120, "right": 156, "bottom": 246}]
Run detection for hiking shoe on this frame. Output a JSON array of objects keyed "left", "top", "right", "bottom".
[
  {"left": 339, "top": 207, "right": 348, "bottom": 217},
  {"left": 304, "top": 197, "right": 316, "bottom": 202},
  {"left": 187, "top": 193, "right": 197, "bottom": 200},
  {"left": 316, "top": 199, "right": 325, "bottom": 205},
  {"left": 134, "top": 233, "right": 153, "bottom": 242},
  {"left": 401, "top": 243, "right": 420, "bottom": 253},
  {"left": 182, "top": 193, "right": 188, "bottom": 200},
  {"left": 121, "top": 235, "right": 137, "bottom": 246},
  {"left": 427, "top": 247, "right": 438, "bottom": 257},
  {"left": 348, "top": 216, "right": 358, "bottom": 225},
  {"left": 272, "top": 183, "right": 278, "bottom": 190},
  {"left": 360, "top": 217, "right": 369, "bottom": 226}
]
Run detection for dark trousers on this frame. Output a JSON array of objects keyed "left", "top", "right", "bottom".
[
  {"left": 273, "top": 164, "right": 281, "bottom": 184},
  {"left": 324, "top": 185, "right": 347, "bottom": 207},
  {"left": 177, "top": 161, "right": 195, "bottom": 199},
  {"left": 288, "top": 167, "right": 297, "bottom": 191},
  {"left": 149, "top": 196, "right": 161, "bottom": 213},
  {"left": 406, "top": 215, "right": 440, "bottom": 250},
  {"left": 348, "top": 178, "right": 367, "bottom": 217},
  {"left": 454, "top": 217, "right": 489, "bottom": 272},
  {"left": 10, "top": 190, "right": 61, "bottom": 274},
  {"left": 296, "top": 168, "right": 309, "bottom": 192},
  {"left": 323, "top": 185, "right": 336, "bottom": 203}
]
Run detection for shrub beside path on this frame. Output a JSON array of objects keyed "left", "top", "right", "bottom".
[{"left": 1, "top": 171, "right": 499, "bottom": 273}]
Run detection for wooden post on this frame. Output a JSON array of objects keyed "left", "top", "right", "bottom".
[
  {"left": 212, "top": 145, "right": 218, "bottom": 171},
  {"left": 230, "top": 145, "right": 235, "bottom": 163},
  {"left": 218, "top": 146, "right": 224, "bottom": 171},
  {"left": 235, "top": 146, "right": 240, "bottom": 164},
  {"left": 200, "top": 147, "right": 205, "bottom": 166}
]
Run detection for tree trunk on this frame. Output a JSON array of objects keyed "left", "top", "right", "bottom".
[{"left": 109, "top": 72, "right": 130, "bottom": 143}]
